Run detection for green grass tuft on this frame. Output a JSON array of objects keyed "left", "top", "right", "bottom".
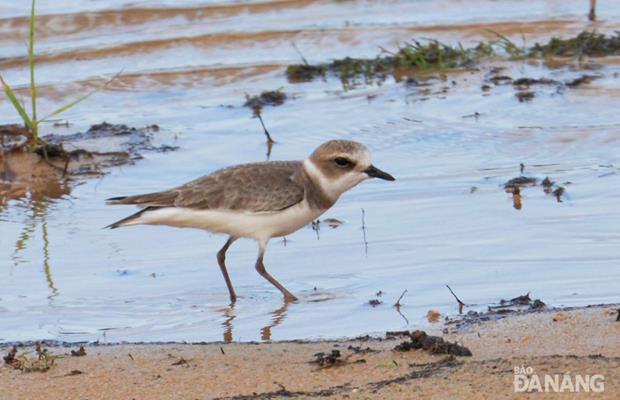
[{"left": 487, "top": 30, "right": 527, "bottom": 59}]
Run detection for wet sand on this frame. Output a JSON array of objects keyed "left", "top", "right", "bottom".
[{"left": 1, "top": 304, "right": 618, "bottom": 399}]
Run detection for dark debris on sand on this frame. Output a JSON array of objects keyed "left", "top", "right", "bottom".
[
  {"left": 70, "top": 346, "right": 86, "bottom": 357},
  {"left": 312, "top": 350, "right": 342, "bottom": 367},
  {"left": 347, "top": 345, "right": 378, "bottom": 354},
  {"left": 492, "top": 293, "right": 546, "bottom": 311},
  {"left": 3, "top": 346, "right": 17, "bottom": 366},
  {"left": 444, "top": 293, "right": 546, "bottom": 332},
  {"left": 393, "top": 330, "right": 472, "bottom": 357}
]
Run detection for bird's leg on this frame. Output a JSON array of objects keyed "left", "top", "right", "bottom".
[
  {"left": 255, "top": 241, "right": 298, "bottom": 302},
  {"left": 217, "top": 236, "right": 238, "bottom": 303}
]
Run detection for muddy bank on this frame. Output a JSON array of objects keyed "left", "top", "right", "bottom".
[
  {"left": 0, "top": 122, "right": 175, "bottom": 207},
  {"left": 1, "top": 304, "right": 617, "bottom": 400}
]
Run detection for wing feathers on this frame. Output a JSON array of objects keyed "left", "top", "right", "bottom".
[{"left": 106, "top": 161, "right": 305, "bottom": 213}]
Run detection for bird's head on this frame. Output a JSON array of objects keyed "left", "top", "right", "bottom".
[{"left": 303, "top": 140, "right": 395, "bottom": 200}]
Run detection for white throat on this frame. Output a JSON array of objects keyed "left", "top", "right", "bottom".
[{"left": 303, "top": 158, "right": 368, "bottom": 201}]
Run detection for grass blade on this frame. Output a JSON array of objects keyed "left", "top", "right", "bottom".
[
  {"left": 40, "top": 92, "right": 96, "bottom": 121},
  {"left": 29, "top": 0, "right": 37, "bottom": 125},
  {"left": 40, "top": 70, "right": 122, "bottom": 122},
  {"left": 0, "top": 75, "right": 34, "bottom": 129}
]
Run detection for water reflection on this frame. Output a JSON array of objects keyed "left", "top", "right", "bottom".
[
  {"left": 260, "top": 301, "right": 290, "bottom": 341},
  {"left": 219, "top": 303, "right": 236, "bottom": 343},
  {"left": 0, "top": 146, "right": 72, "bottom": 208},
  {"left": 219, "top": 300, "right": 291, "bottom": 342},
  {"left": 10, "top": 199, "right": 59, "bottom": 302},
  {"left": 41, "top": 207, "right": 59, "bottom": 301},
  {"left": 12, "top": 207, "right": 37, "bottom": 261},
  {"left": 256, "top": 113, "right": 275, "bottom": 160},
  {"left": 361, "top": 208, "right": 368, "bottom": 256}
]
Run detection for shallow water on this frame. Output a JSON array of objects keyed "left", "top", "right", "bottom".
[{"left": 1, "top": 0, "right": 620, "bottom": 343}]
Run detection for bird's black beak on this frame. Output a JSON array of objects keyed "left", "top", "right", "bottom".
[{"left": 364, "top": 165, "right": 395, "bottom": 181}]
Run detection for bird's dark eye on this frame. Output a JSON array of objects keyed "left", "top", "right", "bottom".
[{"left": 334, "top": 157, "right": 350, "bottom": 167}]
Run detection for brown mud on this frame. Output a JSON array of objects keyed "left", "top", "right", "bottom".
[{"left": 0, "top": 122, "right": 175, "bottom": 206}]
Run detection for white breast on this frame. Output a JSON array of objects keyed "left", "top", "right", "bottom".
[{"left": 126, "top": 200, "right": 326, "bottom": 242}]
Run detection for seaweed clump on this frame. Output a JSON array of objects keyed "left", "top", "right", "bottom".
[
  {"left": 288, "top": 57, "right": 393, "bottom": 87},
  {"left": 530, "top": 31, "right": 620, "bottom": 57},
  {"left": 286, "top": 31, "right": 620, "bottom": 88},
  {"left": 286, "top": 40, "right": 492, "bottom": 87},
  {"left": 244, "top": 90, "right": 287, "bottom": 115},
  {"left": 286, "top": 64, "right": 327, "bottom": 83},
  {"left": 330, "top": 57, "right": 394, "bottom": 88}
]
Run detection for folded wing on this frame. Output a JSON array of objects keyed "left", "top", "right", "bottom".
[{"left": 107, "top": 161, "right": 305, "bottom": 213}]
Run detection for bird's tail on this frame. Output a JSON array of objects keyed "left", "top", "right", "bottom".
[{"left": 106, "top": 191, "right": 176, "bottom": 206}]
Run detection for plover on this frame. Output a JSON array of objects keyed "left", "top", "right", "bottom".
[{"left": 106, "top": 140, "right": 394, "bottom": 302}]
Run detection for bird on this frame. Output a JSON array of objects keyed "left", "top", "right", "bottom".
[{"left": 106, "top": 140, "right": 395, "bottom": 303}]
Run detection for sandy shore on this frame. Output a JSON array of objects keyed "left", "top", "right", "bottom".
[{"left": 1, "top": 305, "right": 618, "bottom": 400}]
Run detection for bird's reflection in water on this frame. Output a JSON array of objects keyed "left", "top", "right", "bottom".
[
  {"left": 260, "top": 301, "right": 289, "bottom": 341},
  {"left": 218, "top": 299, "right": 291, "bottom": 342},
  {"left": 220, "top": 303, "right": 236, "bottom": 343}
]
